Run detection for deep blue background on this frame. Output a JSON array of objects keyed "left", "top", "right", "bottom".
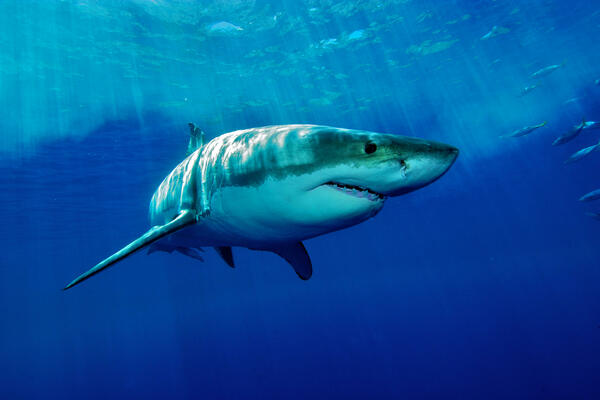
[{"left": 1, "top": 1, "right": 600, "bottom": 399}]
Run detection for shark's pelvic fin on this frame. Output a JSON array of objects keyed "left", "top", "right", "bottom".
[
  {"left": 270, "top": 242, "right": 312, "bottom": 280},
  {"left": 174, "top": 246, "right": 205, "bottom": 262},
  {"left": 147, "top": 242, "right": 176, "bottom": 254},
  {"left": 214, "top": 246, "right": 235, "bottom": 268},
  {"left": 63, "top": 210, "right": 197, "bottom": 290},
  {"left": 148, "top": 242, "right": 205, "bottom": 262},
  {"left": 187, "top": 122, "right": 205, "bottom": 156}
]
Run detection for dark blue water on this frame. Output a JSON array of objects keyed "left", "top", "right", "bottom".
[{"left": 2, "top": 1, "right": 600, "bottom": 399}]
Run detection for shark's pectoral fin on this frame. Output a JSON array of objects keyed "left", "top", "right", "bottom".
[
  {"left": 215, "top": 246, "right": 235, "bottom": 268},
  {"left": 270, "top": 242, "right": 312, "bottom": 280},
  {"left": 63, "top": 210, "right": 197, "bottom": 290}
]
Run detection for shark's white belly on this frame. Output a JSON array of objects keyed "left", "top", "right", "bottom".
[{"left": 165, "top": 174, "right": 383, "bottom": 249}]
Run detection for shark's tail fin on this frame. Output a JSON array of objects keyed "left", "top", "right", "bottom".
[{"left": 187, "top": 123, "right": 205, "bottom": 156}]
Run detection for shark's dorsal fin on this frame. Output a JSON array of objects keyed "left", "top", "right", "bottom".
[
  {"left": 63, "top": 210, "right": 197, "bottom": 290},
  {"left": 270, "top": 242, "right": 312, "bottom": 280},
  {"left": 215, "top": 246, "right": 235, "bottom": 268},
  {"left": 187, "top": 123, "right": 205, "bottom": 156}
]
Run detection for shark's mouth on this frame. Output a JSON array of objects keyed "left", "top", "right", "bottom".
[{"left": 324, "top": 182, "right": 385, "bottom": 201}]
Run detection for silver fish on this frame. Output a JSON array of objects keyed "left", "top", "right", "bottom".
[
  {"left": 518, "top": 84, "right": 539, "bottom": 97},
  {"left": 579, "top": 189, "right": 600, "bottom": 202},
  {"left": 585, "top": 212, "right": 600, "bottom": 220},
  {"left": 564, "top": 142, "right": 600, "bottom": 164},
  {"left": 501, "top": 121, "right": 547, "bottom": 138},
  {"left": 553, "top": 119, "right": 586, "bottom": 146},
  {"left": 531, "top": 63, "right": 565, "bottom": 79},
  {"left": 583, "top": 121, "right": 600, "bottom": 130}
]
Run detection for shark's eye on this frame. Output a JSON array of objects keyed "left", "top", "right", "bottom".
[{"left": 364, "top": 142, "right": 377, "bottom": 154}]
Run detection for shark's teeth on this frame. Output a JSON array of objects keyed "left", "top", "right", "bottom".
[{"left": 325, "top": 182, "right": 385, "bottom": 201}]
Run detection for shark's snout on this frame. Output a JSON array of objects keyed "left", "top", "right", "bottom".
[
  {"left": 421, "top": 142, "right": 459, "bottom": 176},
  {"left": 385, "top": 140, "right": 458, "bottom": 196}
]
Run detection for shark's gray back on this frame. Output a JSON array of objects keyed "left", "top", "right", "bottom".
[{"left": 198, "top": 124, "right": 342, "bottom": 190}]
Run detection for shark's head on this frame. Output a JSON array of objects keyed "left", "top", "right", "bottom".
[
  {"left": 213, "top": 125, "right": 458, "bottom": 241},
  {"left": 296, "top": 127, "right": 458, "bottom": 226}
]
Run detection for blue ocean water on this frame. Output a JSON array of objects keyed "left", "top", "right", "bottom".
[{"left": 1, "top": 1, "right": 600, "bottom": 398}]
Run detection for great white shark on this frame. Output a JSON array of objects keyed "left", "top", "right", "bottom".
[{"left": 64, "top": 124, "right": 458, "bottom": 289}]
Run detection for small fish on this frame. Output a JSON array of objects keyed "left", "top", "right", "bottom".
[
  {"left": 481, "top": 26, "right": 499, "bottom": 40},
  {"left": 481, "top": 25, "right": 509, "bottom": 40},
  {"left": 207, "top": 21, "right": 243, "bottom": 36},
  {"left": 501, "top": 121, "right": 547, "bottom": 138},
  {"left": 583, "top": 121, "right": 600, "bottom": 130},
  {"left": 531, "top": 63, "right": 565, "bottom": 79},
  {"left": 563, "top": 97, "right": 580, "bottom": 105},
  {"left": 319, "top": 38, "right": 338, "bottom": 48},
  {"left": 518, "top": 84, "right": 539, "bottom": 97},
  {"left": 553, "top": 119, "right": 586, "bottom": 146},
  {"left": 347, "top": 29, "right": 366, "bottom": 41},
  {"left": 585, "top": 212, "right": 600, "bottom": 220},
  {"left": 579, "top": 189, "right": 600, "bottom": 202},
  {"left": 564, "top": 141, "right": 600, "bottom": 164}
]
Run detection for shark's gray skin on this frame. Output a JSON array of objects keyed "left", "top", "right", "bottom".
[
  {"left": 501, "top": 121, "right": 547, "bottom": 138},
  {"left": 553, "top": 120, "right": 586, "bottom": 146},
  {"left": 64, "top": 124, "right": 458, "bottom": 289},
  {"left": 580, "top": 189, "right": 600, "bottom": 202},
  {"left": 531, "top": 63, "right": 564, "bottom": 79}
]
